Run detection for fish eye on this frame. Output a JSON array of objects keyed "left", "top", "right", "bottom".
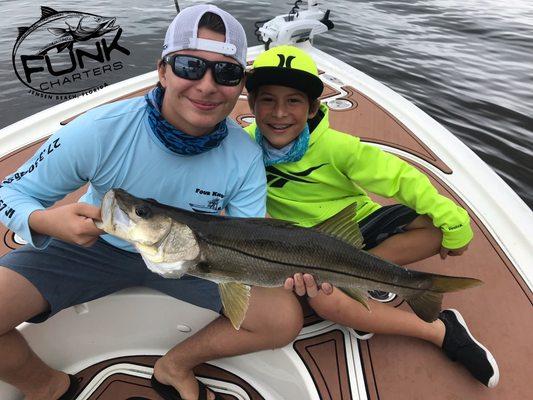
[{"left": 135, "top": 205, "right": 152, "bottom": 218}]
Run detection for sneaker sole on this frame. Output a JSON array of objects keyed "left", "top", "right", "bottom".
[{"left": 448, "top": 309, "right": 500, "bottom": 388}]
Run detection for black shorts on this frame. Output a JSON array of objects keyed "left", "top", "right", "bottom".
[{"left": 358, "top": 204, "right": 419, "bottom": 250}]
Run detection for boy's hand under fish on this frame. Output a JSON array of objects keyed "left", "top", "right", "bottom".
[{"left": 284, "top": 273, "right": 334, "bottom": 297}]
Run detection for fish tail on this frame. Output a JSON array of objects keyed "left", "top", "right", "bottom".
[
  {"left": 406, "top": 291, "right": 443, "bottom": 322},
  {"left": 429, "top": 274, "right": 483, "bottom": 293},
  {"left": 406, "top": 274, "right": 483, "bottom": 322}
]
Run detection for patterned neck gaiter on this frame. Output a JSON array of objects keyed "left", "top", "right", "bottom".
[
  {"left": 255, "top": 124, "right": 310, "bottom": 166},
  {"left": 145, "top": 87, "right": 228, "bottom": 155}
]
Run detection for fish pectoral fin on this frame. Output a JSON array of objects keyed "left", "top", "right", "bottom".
[
  {"left": 338, "top": 287, "right": 370, "bottom": 311},
  {"left": 311, "top": 203, "right": 364, "bottom": 249},
  {"left": 219, "top": 282, "right": 251, "bottom": 330},
  {"left": 47, "top": 27, "right": 67, "bottom": 36}
]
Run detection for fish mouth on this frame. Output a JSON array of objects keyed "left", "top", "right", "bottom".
[
  {"left": 111, "top": 202, "right": 133, "bottom": 236},
  {"left": 98, "top": 190, "right": 115, "bottom": 228},
  {"left": 98, "top": 189, "right": 132, "bottom": 239},
  {"left": 103, "top": 18, "right": 118, "bottom": 31},
  {"left": 106, "top": 189, "right": 173, "bottom": 247}
]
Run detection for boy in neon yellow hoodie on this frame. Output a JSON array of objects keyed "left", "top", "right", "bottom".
[{"left": 244, "top": 45, "right": 498, "bottom": 388}]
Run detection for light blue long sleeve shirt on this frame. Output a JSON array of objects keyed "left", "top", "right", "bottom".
[{"left": 0, "top": 96, "right": 266, "bottom": 252}]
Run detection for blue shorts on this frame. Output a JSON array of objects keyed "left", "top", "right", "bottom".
[
  {"left": 358, "top": 204, "right": 419, "bottom": 250},
  {"left": 0, "top": 237, "right": 222, "bottom": 323}
]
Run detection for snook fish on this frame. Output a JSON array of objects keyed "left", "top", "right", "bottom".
[{"left": 97, "top": 189, "right": 483, "bottom": 329}]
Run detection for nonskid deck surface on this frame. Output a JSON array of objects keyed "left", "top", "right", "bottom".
[{"left": 0, "top": 60, "right": 531, "bottom": 400}]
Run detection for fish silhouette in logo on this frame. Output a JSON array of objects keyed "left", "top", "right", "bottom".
[
  {"left": 15, "top": 6, "right": 119, "bottom": 56},
  {"left": 266, "top": 164, "right": 328, "bottom": 188}
]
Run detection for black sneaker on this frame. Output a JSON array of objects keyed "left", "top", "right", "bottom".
[{"left": 439, "top": 309, "right": 499, "bottom": 388}]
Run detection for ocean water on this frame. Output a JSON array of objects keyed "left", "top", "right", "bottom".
[{"left": 0, "top": 0, "right": 531, "bottom": 209}]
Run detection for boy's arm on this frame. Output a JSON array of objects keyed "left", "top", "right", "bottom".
[
  {"left": 347, "top": 140, "right": 473, "bottom": 249},
  {"left": 28, "top": 203, "right": 103, "bottom": 247},
  {"left": 0, "top": 118, "right": 102, "bottom": 248}
]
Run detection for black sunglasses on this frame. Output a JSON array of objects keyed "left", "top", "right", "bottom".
[{"left": 163, "top": 54, "right": 244, "bottom": 87}]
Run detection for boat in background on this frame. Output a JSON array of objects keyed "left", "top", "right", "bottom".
[{"left": 0, "top": 2, "right": 531, "bottom": 399}]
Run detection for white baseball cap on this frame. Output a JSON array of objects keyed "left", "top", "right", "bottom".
[{"left": 162, "top": 4, "right": 247, "bottom": 67}]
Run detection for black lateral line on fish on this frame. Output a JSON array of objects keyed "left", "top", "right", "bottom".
[{"left": 202, "top": 239, "right": 425, "bottom": 291}]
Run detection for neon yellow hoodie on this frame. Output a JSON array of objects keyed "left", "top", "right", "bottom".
[{"left": 245, "top": 105, "right": 473, "bottom": 249}]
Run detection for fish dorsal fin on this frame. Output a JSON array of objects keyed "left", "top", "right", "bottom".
[
  {"left": 312, "top": 203, "right": 364, "bottom": 249},
  {"left": 17, "top": 27, "right": 30, "bottom": 39},
  {"left": 41, "top": 6, "right": 58, "bottom": 19},
  {"left": 219, "top": 282, "right": 251, "bottom": 330}
]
